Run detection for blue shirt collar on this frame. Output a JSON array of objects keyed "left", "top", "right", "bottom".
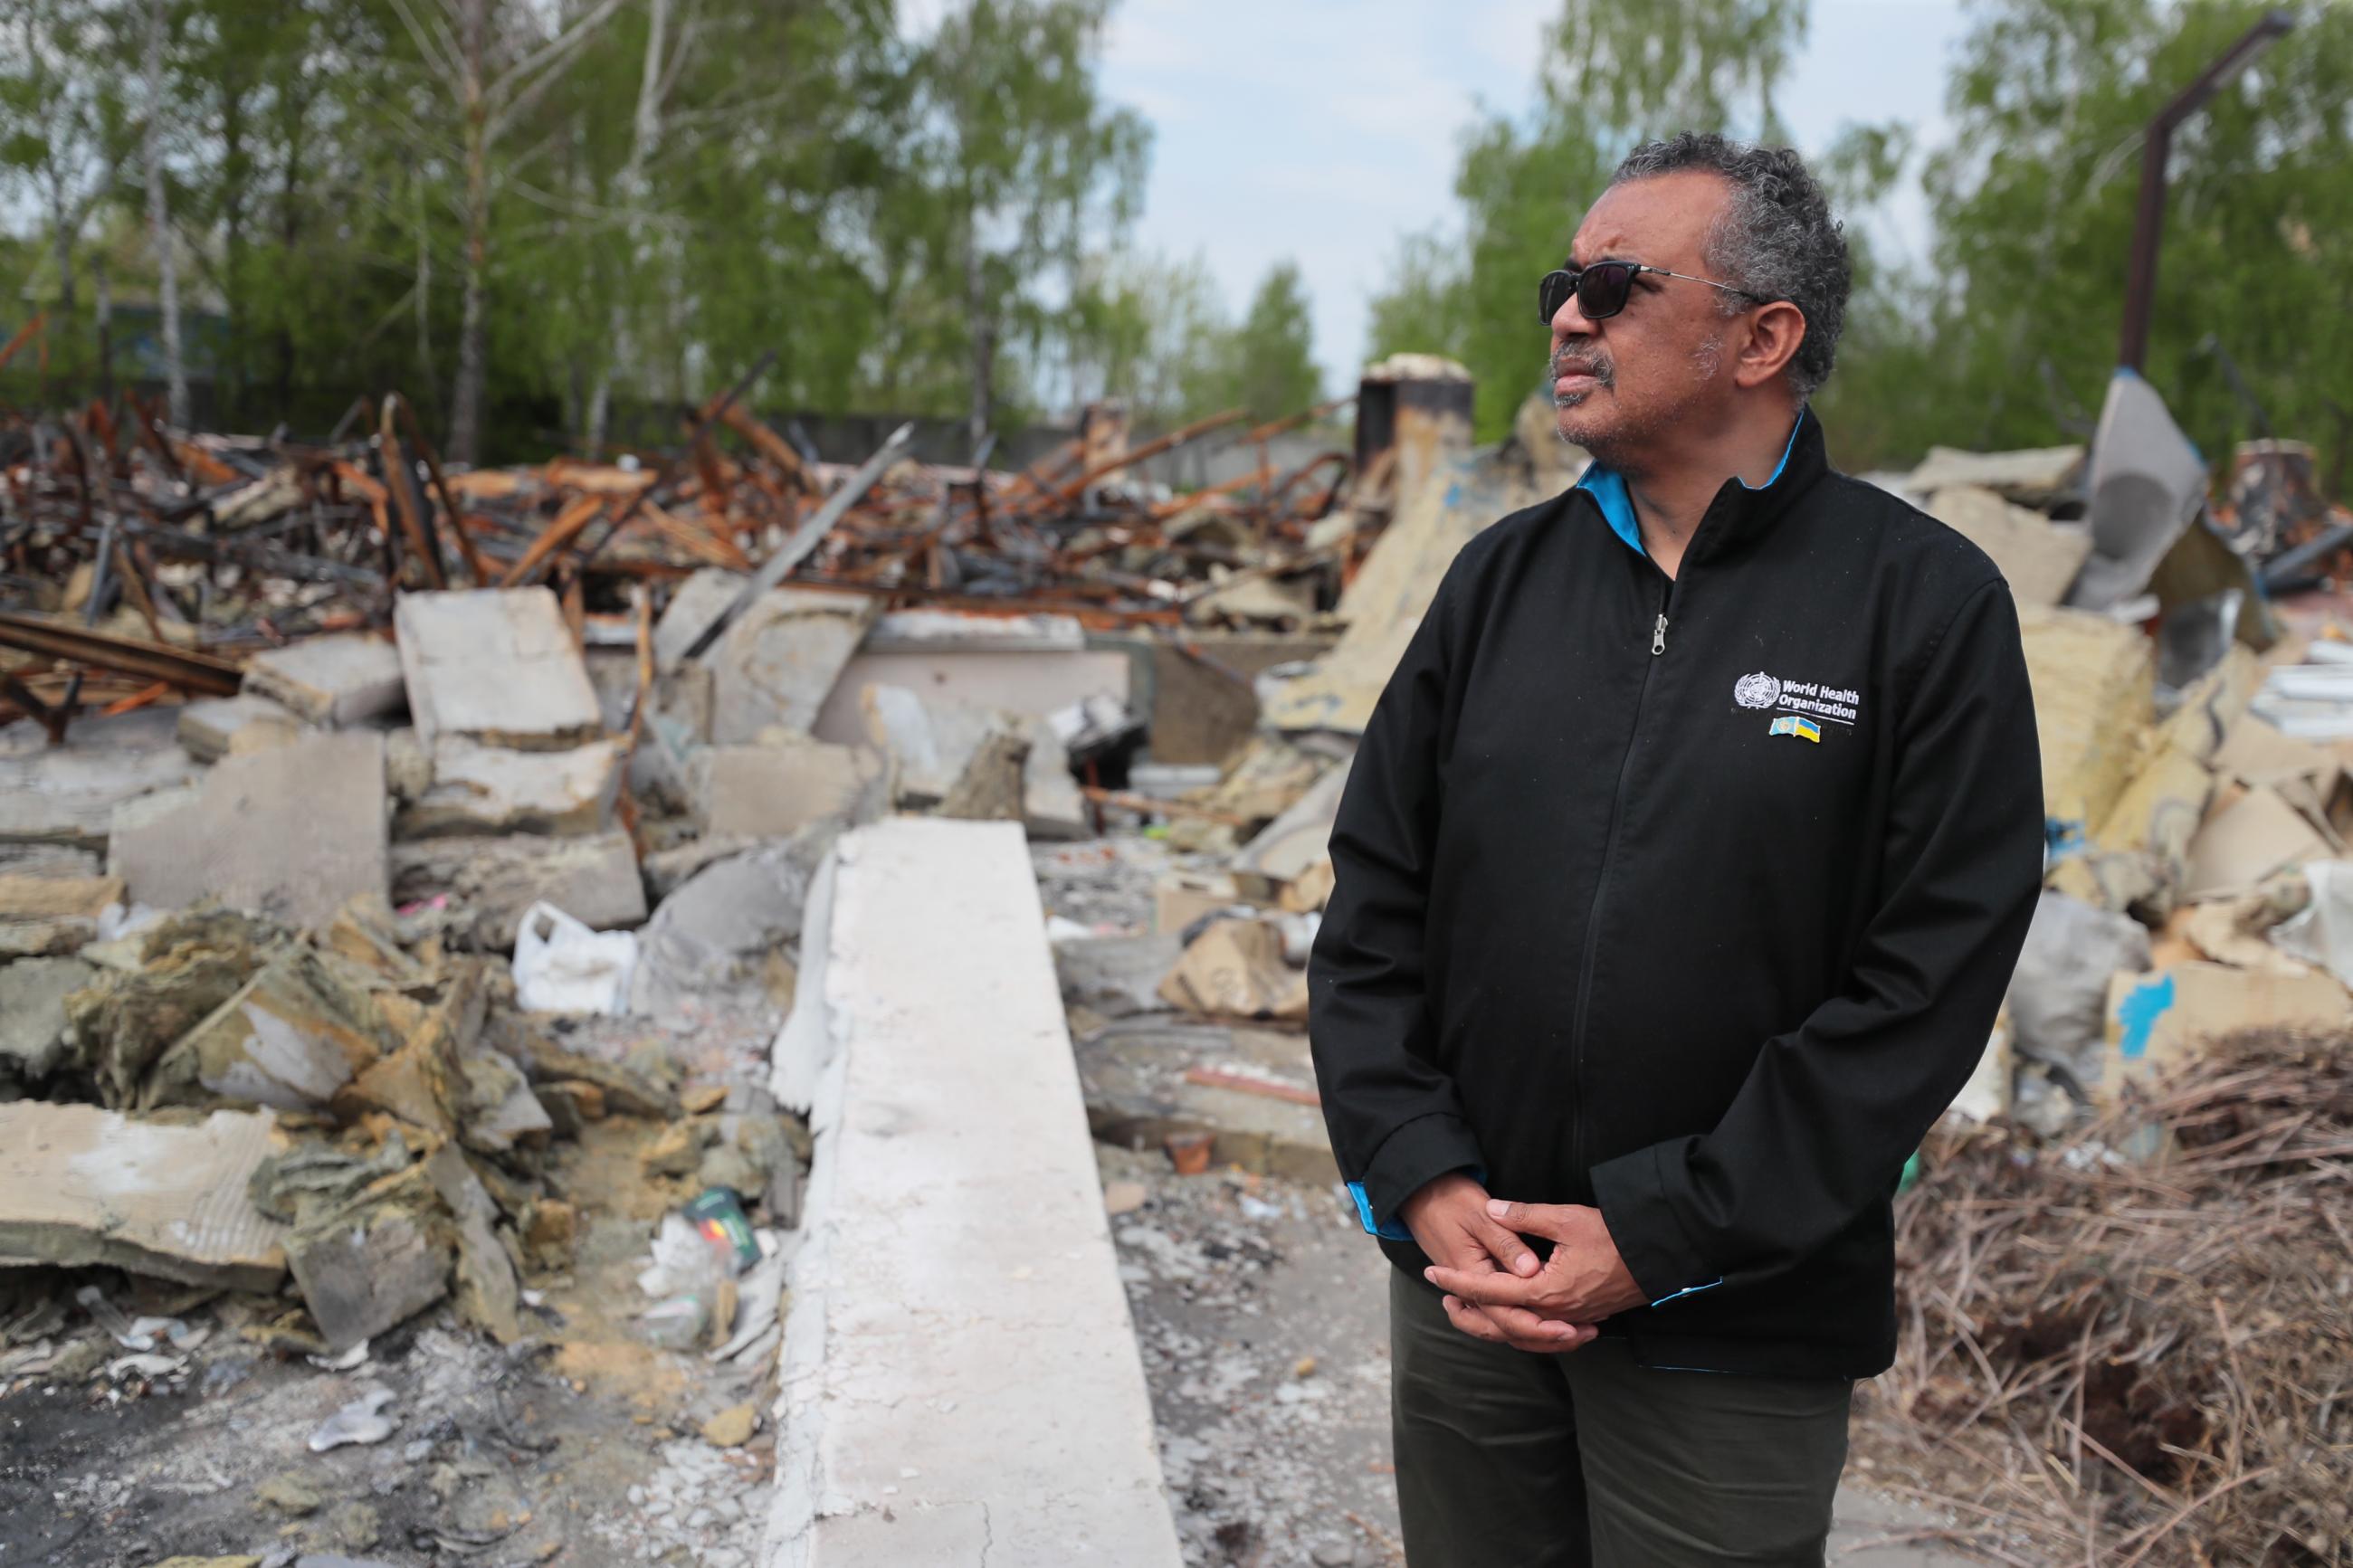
[{"left": 1575, "top": 408, "right": 1808, "bottom": 557}]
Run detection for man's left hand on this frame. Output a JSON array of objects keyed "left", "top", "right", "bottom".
[{"left": 1424, "top": 1200, "right": 1648, "bottom": 1326}]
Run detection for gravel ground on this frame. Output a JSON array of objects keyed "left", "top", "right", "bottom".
[{"left": 1099, "top": 1148, "right": 1987, "bottom": 1568}]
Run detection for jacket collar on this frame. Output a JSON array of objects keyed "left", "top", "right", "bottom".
[{"left": 1574, "top": 407, "right": 1830, "bottom": 566}]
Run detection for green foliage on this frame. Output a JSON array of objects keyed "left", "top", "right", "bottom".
[
  {"left": 1220, "top": 260, "right": 1320, "bottom": 419},
  {"left": 0, "top": 0, "right": 1154, "bottom": 461},
  {"left": 1892, "top": 0, "right": 2353, "bottom": 475},
  {"left": 1367, "top": 0, "right": 1809, "bottom": 443}
]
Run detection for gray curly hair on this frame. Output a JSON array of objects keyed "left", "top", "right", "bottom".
[{"left": 1611, "top": 133, "right": 1852, "bottom": 401}]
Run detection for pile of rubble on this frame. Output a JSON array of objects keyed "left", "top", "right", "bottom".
[{"left": 0, "top": 369, "right": 1369, "bottom": 742}]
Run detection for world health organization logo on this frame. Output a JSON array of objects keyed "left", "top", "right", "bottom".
[{"left": 1733, "top": 672, "right": 1781, "bottom": 709}]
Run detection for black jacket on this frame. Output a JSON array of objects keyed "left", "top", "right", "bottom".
[{"left": 1308, "top": 413, "right": 2043, "bottom": 1378}]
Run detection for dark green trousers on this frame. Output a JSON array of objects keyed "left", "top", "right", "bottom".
[{"left": 1389, "top": 1270, "right": 1853, "bottom": 1567}]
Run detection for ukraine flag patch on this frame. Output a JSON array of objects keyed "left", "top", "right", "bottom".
[{"left": 1769, "top": 715, "right": 1823, "bottom": 743}]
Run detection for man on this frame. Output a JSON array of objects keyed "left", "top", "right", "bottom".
[{"left": 1308, "top": 133, "right": 2044, "bottom": 1566}]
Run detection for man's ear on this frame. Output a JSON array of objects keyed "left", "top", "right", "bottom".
[{"left": 1731, "top": 300, "right": 1807, "bottom": 390}]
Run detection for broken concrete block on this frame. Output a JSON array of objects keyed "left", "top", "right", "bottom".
[
  {"left": 0, "top": 955, "right": 96, "bottom": 1080},
  {"left": 243, "top": 632, "right": 406, "bottom": 727},
  {"left": 394, "top": 587, "right": 603, "bottom": 751},
  {"left": 395, "top": 737, "right": 620, "bottom": 839},
  {"left": 285, "top": 1164, "right": 452, "bottom": 1351},
  {"left": 691, "top": 737, "right": 890, "bottom": 840},
  {"left": 653, "top": 567, "right": 750, "bottom": 673},
  {"left": 629, "top": 840, "right": 812, "bottom": 1016},
  {"left": 0, "top": 1102, "right": 288, "bottom": 1290},
  {"left": 389, "top": 830, "right": 645, "bottom": 950},
  {"left": 0, "top": 710, "right": 200, "bottom": 851},
  {"left": 938, "top": 727, "right": 1031, "bottom": 822},
  {"left": 643, "top": 833, "right": 765, "bottom": 901},
  {"left": 659, "top": 572, "right": 876, "bottom": 742},
  {"left": 175, "top": 692, "right": 306, "bottom": 762},
  {"left": 859, "top": 683, "right": 1018, "bottom": 808},
  {"left": 1156, "top": 917, "right": 1309, "bottom": 1021},
  {"left": 144, "top": 948, "right": 390, "bottom": 1114},
  {"left": 1020, "top": 717, "right": 1090, "bottom": 841},
  {"left": 709, "top": 590, "right": 879, "bottom": 742},
  {"left": 110, "top": 731, "right": 389, "bottom": 930}
]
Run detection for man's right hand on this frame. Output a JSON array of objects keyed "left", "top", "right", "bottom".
[{"left": 1397, "top": 1171, "right": 1596, "bottom": 1355}]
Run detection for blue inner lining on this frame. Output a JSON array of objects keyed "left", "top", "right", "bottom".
[{"left": 1574, "top": 409, "right": 1806, "bottom": 557}]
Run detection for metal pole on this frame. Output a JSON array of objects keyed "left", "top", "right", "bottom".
[{"left": 2119, "top": 9, "right": 2294, "bottom": 372}]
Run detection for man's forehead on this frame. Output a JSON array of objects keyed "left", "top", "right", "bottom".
[{"left": 1567, "top": 171, "right": 1728, "bottom": 268}]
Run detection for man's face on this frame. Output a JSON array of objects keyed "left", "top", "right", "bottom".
[{"left": 1550, "top": 170, "right": 1743, "bottom": 462}]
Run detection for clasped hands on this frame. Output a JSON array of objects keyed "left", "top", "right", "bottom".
[{"left": 1397, "top": 1171, "right": 1646, "bottom": 1354}]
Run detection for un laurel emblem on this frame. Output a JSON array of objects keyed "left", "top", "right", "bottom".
[{"left": 1733, "top": 672, "right": 1781, "bottom": 709}]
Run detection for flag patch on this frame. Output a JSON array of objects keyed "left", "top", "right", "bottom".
[{"left": 1769, "top": 715, "right": 1823, "bottom": 743}]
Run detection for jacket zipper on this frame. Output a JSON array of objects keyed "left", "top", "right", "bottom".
[{"left": 1569, "top": 574, "right": 1673, "bottom": 1194}]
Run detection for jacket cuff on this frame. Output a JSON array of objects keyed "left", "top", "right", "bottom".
[
  {"left": 1358, "top": 1113, "right": 1484, "bottom": 1233},
  {"left": 1590, "top": 1139, "right": 1718, "bottom": 1305}
]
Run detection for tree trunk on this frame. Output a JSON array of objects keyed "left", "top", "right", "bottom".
[
  {"left": 586, "top": 0, "right": 671, "bottom": 459},
  {"left": 966, "top": 221, "right": 994, "bottom": 444},
  {"left": 219, "top": 71, "right": 246, "bottom": 417},
  {"left": 450, "top": 0, "right": 491, "bottom": 467},
  {"left": 93, "top": 248, "right": 113, "bottom": 407},
  {"left": 48, "top": 175, "right": 79, "bottom": 320},
  {"left": 144, "top": 0, "right": 187, "bottom": 426}
]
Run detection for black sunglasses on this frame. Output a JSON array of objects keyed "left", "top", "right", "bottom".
[{"left": 1538, "top": 261, "right": 1767, "bottom": 325}]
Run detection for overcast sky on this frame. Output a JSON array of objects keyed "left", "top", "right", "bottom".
[{"left": 1080, "top": 0, "right": 1971, "bottom": 390}]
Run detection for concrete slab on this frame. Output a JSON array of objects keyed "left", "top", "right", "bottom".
[
  {"left": 703, "top": 586, "right": 878, "bottom": 744},
  {"left": 176, "top": 692, "right": 307, "bottom": 761},
  {"left": 394, "top": 587, "right": 604, "bottom": 751},
  {"left": 813, "top": 646, "right": 1132, "bottom": 747},
  {"left": 859, "top": 684, "right": 1081, "bottom": 836},
  {"left": 691, "top": 738, "right": 891, "bottom": 841},
  {"left": 1145, "top": 635, "right": 1330, "bottom": 767},
  {"left": 395, "top": 736, "right": 621, "bottom": 838},
  {"left": 762, "top": 819, "right": 1181, "bottom": 1565},
  {"left": 0, "top": 712, "right": 201, "bottom": 850},
  {"left": 110, "top": 730, "right": 388, "bottom": 929},
  {"left": 629, "top": 839, "right": 813, "bottom": 1016},
  {"left": 0, "top": 1101, "right": 288, "bottom": 1290},
  {"left": 243, "top": 632, "right": 407, "bottom": 727},
  {"left": 652, "top": 567, "right": 750, "bottom": 674},
  {"left": 390, "top": 829, "right": 646, "bottom": 950}
]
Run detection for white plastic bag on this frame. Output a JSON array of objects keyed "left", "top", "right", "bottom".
[{"left": 511, "top": 901, "right": 638, "bottom": 1016}]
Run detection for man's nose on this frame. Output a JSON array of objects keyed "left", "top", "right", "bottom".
[{"left": 1550, "top": 290, "right": 1596, "bottom": 343}]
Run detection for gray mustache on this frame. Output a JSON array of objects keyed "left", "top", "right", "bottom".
[{"left": 1551, "top": 347, "right": 1613, "bottom": 385}]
